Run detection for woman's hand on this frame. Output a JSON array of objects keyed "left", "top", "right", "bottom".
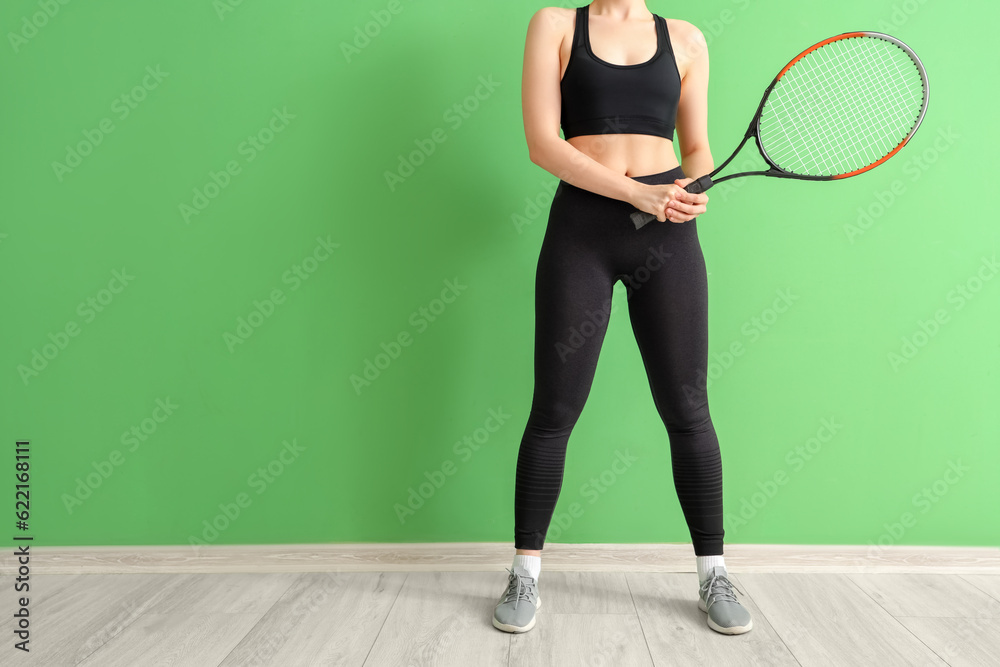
[
  {"left": 630, "top": 178, "right": 709, "bottom": 223},
  {"left": 667, "top": 178, "right": 709, "bottom": 222}
]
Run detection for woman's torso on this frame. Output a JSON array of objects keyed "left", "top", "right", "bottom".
[{"left": 557, "top": 5, "right": 687, "bottom": 177}]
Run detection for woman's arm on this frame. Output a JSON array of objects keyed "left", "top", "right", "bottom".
[
  {"left": 657, "top": 19, "right": 713, "bottom": 222},
  {"left": 672, "top": 20, "right": 714, "bottom": 182},
  {"left": 521, "top": 8, "right": 644, "bottom": 204}
]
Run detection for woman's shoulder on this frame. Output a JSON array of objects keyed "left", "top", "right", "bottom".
[
  {"left": 664, "top": 19, "right": 707, "bottom": 45},
  {"left": 526, "top": 6, "right": 576, "bottom": 38},
  {"left": 663, "top": 18, "right": 709, "bottom": 60},
  {"left": 528, "top": 6, "right": 577, "bottom": 25}
]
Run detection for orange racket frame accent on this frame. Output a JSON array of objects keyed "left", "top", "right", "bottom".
[
  {"left": 776, "top": 32, "right": 866, "bottom": 80},
  {"left": 630, "top": 31, "right": 929, "bottom": 229},
  {"left": 773, "top": 31, "right": 926, "bottom": 181}
]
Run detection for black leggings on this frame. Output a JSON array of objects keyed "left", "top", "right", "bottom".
[{"left": 513, "top": 166, "right": 724, "bottom": 556}]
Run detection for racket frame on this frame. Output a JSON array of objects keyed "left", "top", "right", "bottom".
[{"left": 631, "top": 30, "right": 930, "bottom": 229}]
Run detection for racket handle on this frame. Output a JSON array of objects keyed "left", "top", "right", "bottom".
[
  {"left": 629, "top": 174, "right": 716, "bottom": 229},
  {"left": 684, "top": 174, "right": 715, "bottom": 194},
  {"left": 630, "top": 210, "right": 657, "bottom": 229}
]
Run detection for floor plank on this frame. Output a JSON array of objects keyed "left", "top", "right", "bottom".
[
  {"left": 894, "top": 616, "right": 1000, "bottom": 667},
  {"left": 957, "top": 574, "right": 1000, "bottom": 611},
  {"left": 848, "top": 573, "right": 1000, "bottom": 618},
  {"left": 626, "top": 571, "right": 799, "bottom": 665},
  {"left": 736, "top": 573, "right": 949, "bottom": 666},
  {"left": 137, "top": 572, "right": 299, "bottom": 615},
  {"left": 218, "top": 572, "right": 406, "bottom": 666},
  {"left": 76, "top": 611, "right": 264, "bottom": 667},
  {"left": 1, "top": 573, "right": 192, "bottom": 665},
  {"left": 509, "top": 614, "right": 653, "bottom": 667},
  {"left": 361, "top": 571, "right": 509, "bottom": 667},
  {"left": 533, "top": 571, "right": 636, "bottom": 614}
]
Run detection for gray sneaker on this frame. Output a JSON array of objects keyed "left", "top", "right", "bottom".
[
  {"left": 698, "top": 566, "right": 753, "bottom": 634},
  {"left": 492, "top": 566, "right": 542, "bottom": 633}
]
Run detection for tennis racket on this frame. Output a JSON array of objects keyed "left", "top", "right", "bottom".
[{"left": 631, "top": 31, "right": 929, "bottom": 229}]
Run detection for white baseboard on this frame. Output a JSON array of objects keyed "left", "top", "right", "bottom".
[{"left": 3, "top": 542, "right": 998, "bottom": 575}]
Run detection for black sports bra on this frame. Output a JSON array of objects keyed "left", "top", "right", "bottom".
[{"left": 560, "top": 3, "right": 682, "bottom": 141}]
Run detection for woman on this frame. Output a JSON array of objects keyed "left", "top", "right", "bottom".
[{"left": 492, "top": 1, "right": 753, "bottom": 636}]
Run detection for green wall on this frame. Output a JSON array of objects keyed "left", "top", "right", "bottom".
[{"left": 2, "top": 0, "right": 997, "bottom": 552}]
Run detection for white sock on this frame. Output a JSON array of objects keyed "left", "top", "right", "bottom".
[
  {"left": 512, "top": 554, "right": 541, "bottom": 581},
  {"left": 697, "top": 555, "right": 726, "bottom": 583}
]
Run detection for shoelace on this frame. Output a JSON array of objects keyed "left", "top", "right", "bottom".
[
  {"left": 699, "top": 571, "right": 744, "bottom": 610},
  {"left": 501, "top": 567, "right": 537, "bottom": 610}
]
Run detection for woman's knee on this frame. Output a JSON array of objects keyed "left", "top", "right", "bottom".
[
  {"left": 659, "top": 399, "right": 714, "bottom": 436},
  {"left": 526, "top": 398, "right": 585, "bottom": 436}
]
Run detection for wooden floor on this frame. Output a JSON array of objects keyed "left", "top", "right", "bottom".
[{"left": 2, "top": 569, "right": 999, "bottom": 666}]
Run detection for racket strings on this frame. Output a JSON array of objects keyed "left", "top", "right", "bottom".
[
  {"left": 768, "top": 38, "right": 923, "bottom": 173},
  {"left": 786, "top": 42, "right": 896, "bottom": 171},
  {"left": 758, "top": 36, "right": 925, "bottom": 177},
  {"left": 769, "top": 42, "right": 914, "bottom": 173},
  {"left": 837, "top": 40, "right": 918, "bottom": 150},
  {"left": 767, "top": 40, "right": 914, "bottom": 173}
]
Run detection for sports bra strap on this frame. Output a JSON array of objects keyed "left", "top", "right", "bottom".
[
  {"left": 573, "top": 6, "right": 586, "bottom": 50},
  {"left": 657, "top": 15, "right": 675, "bottom": 59}
]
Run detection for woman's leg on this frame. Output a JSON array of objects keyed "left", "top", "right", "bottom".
[
  {"left": 615, "top": 170, "right": 753, "bottom": 635},
  {"left": 513, "top": 181, "right": 618, "bottom": 552},
  {"left": 619, "top": 171, "right": 724, "bottom": 557}
]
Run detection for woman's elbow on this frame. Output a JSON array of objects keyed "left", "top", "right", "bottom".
[
  {"left": 680, "top": 142, "right": 712, "bottom": 159},
  {"left": 526, "top": 133, "right": 562, "bottom": 165},
  {"left": 527, "top": 141, "right": 549, "bottom": 165},
  {"left": 528, "top": 148, "right": 549, "bottom": 169}
]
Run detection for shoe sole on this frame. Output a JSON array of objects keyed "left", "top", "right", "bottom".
[
  {"left": 492, "top": 595, "right": 541, "bottom": 633},
  {"left": 698, "top": 596, "right": 753, "bottom": 634}
]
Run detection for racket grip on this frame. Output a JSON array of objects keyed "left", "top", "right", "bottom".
[
  {"left": 630, "top": 210, "right": 657, "bottom": 229},
  {"left": 630, "top": 174, "right": 716, "bottom": 229},
  {"left": 685, "top": 174, "right": 715, "bottom": 194}
]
